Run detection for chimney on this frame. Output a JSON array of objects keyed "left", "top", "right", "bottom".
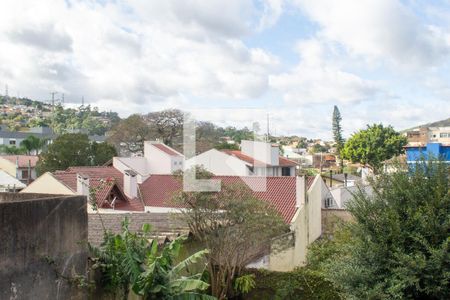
[
  {"left": 76, "top": 174, "right": 89, "bottom": 196},
  {"left": 296, "top": 175, "right": 306, "bottom": 207},
  {"left": 124, "top": 170, "right": 138, "bottom": 199}
]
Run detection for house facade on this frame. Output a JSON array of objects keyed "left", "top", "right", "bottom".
[
  {"left": 0, "top": 155, "right": 39, "bottom": 184},
  {"left": 406, "top": 126, "right": 450, "bottom": 145},
  {"left": 185, "top": 140, "right": 297, "bottom": 177},
  {"left": 405, "top": 142, "right": 450, "bottom": 164}
]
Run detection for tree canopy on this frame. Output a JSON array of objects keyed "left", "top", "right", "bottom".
[
  {"left": 307, "top": 160, "right": 450, "bottom": 299},
  {"left": 36, "top": 133, "right": 117, "bottom": 174},
  {"left": 341, "top": 124, "right": 407, "bottom": 171}
]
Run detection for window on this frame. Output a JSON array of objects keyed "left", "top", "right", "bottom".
[
  {"left": 324, "top": 197, "right": 333, "bottom": 208},
  {"left": 440, "top": 133, "right": 449, "bottom": 138},
  {"left": 21, "top": 169, "right": 29, "bottom": 179},
  {"left": 281, "top": 167, "right": 291, "bottom": 176},
  {"left": 9, "top": 139, "right": 16, "bottom": 145}
]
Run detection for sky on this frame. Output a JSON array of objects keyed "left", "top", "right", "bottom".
[{"left": 0, "top": 0, "right": 450, "bottom": 139}]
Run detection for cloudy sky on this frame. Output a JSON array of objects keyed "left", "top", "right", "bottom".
[{"left": 0, "top": 0, "right": 450, "bottom": 139}]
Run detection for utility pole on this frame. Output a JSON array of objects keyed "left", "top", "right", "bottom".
[
  {"left": 81, "top": 96, "right": 84, "bottom": 106},
  {"left": 4, "top": 84, "right": 8, "bottom": 98},
  {"left": 266, "top": 113, "right": 270, "bottom": 142},
  {"left": 61, "top": 93, "right": 65, "bottom": 105},
  {"left": 50, "top": 92, "right": 57, "bottom": 112}
]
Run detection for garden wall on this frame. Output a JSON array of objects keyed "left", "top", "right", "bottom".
[{"left": 0, "top": 193, "right": 88, "bottom": 300}]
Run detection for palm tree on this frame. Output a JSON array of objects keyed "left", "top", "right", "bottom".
[{"left": 20, "top": 135, "right": 47, "bottom": 155}]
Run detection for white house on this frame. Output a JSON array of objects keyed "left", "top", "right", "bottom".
[
  {"left": 185, "top": 140, "right": 297, "bottom": 176},
  {"left": 113, "top": 141, "right": 184, "bottom": 183}
]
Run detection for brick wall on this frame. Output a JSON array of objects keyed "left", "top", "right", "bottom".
[{"left": 88, "top": 212, "right": 189, "bottom": 246}]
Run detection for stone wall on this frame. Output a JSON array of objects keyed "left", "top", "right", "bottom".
[
  {"left": 0, "top": 193, "right": 87, "bottom": 300},
  {"left": 88, "top": 212, "right": 189, "bottom": 246}
]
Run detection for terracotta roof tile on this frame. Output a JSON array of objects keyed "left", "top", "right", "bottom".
[
  {"left": 52, "top": 166, "right": 143, "bottom": 212},
  {"left": 1, "top": 155, "right": 39, "bottom": 168},
  {"left": 139, "top": 175, "right": 314, "bottom": 223},
  {"left": 152, "top": 143, "right": 182, "bottom": 156}
]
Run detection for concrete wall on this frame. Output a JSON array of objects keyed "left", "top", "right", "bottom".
[
  {"left": 268, "top": 175, "right": 329, "bottom": 271},
  {"left": 0, "top": 193, "right": 87, "bottom": 300},
  {"left": 185, "top": 149, "right": 250, "bottom": 176},
  {"left": 20, "top": 172, "right": 74, "bottom": 195}
]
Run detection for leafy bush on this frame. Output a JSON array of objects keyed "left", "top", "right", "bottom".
[
  {"left": 242, "top": 268, "right": 343, "bottom": 300},
  {"left": 90, "top": 218, "right": 215, "bottom": 300},
  {"left": 308, "top": 160, "right": 450, "bottom": 299}
]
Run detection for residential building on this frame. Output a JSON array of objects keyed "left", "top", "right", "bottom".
[
  {"left": 22, "top": 163, "right": 338, "bottom": 270},
  {"left": 406, "top": 126, "right": 450, "bottom": 145},
  {"left": 321, "top": 173, "right": 361, "bottom": 188},
  {"left": 312, "top": 153, "right": 336, "bottom": 169},
  {"left": 185, "top": 140, "right": 297, "bottom": 176},
  {"left": 405, "top": 142, "right": 450, "bottom": 164},
  {"left": 0, "top": 155, "right": 39, "bottom": 184},
  {"left": 0, "top": 127, "right": 54, "bottom": 148}
]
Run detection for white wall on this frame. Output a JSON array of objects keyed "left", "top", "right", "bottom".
[
  {"left": 144, "top": 142, "right": 181, "bottom": 174},
  {"left": 241, "top": 140, "right": 279, "bottom": 166},
  {"left": 184, "top": 149, "right": 250, "bottom": 176}
]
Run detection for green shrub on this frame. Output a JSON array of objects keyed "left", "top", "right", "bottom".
[{"left": 242, "top": 268, "right": 343, "bottom": 300}]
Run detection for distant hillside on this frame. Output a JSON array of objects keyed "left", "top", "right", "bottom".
[{"left": 402, "top": 117, "right": 450, "bottom": 132}]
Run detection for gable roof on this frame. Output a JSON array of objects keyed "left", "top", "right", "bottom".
[
  {"left": 0, "top": 170, "right": 26, "bottom": 188},
  {"left": 52, "top": 166, "right": 143, "bottom": 211},
  {"left": 1, "top": 155, "right": 39, "bottom": 168},
  {"left": 220, "top": 150, "right": 297, "bottom": 167},
  {"left": 139, "top": 175, "right": 315, "bottom": 223},
  {"left": 152, "top": 143, "right": 182, "bottom": 157}
]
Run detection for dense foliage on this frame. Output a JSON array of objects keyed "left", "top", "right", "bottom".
[
  {"left": 90, "top": 219, "right": 215, "bottom": 300},
  {"left": 36, "top": 133, "right": 117, "bottom": 173},
  {"left": 241, "top": 268, "right": 343, "bottom": 300},
  {"left": 341, "top": 124, "right": 407, "bottom": 172},
  {"left": 308, "top": 160, "right": 450, "bottom": 299}
]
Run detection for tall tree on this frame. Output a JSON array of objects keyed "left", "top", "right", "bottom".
[
  {"left": 332, "top": 106, "right": 344, "bottom": 170},
  {"left": 174, "top": 168, "right": 287, "bottom": 299},
  {"left": 144, "top": 109, "right": 184, "bottom": 149},
  {"left": 309, "top": 160, "right": 450, "bottom": 299},
  {"left": 107, "top": 114, "right": 150, "bottom": 156},
  {"left": 341, "top": 124, "right": 407, "bottom": 172}
]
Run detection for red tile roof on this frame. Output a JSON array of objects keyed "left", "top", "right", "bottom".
[
  {"left": 221, "top": 150, "right": 297, "bottom": 167},
  {"left": 152, "top": 143, "right": 182, "bottom": 156},
  {"left": 52, "top": 166, "right": 143, "bottom": 212},
  {"left": 139, "top": 175, "right": 315, "bottom": 223},
  {"left": 1, "top": 155, "right": 39, "bottom": 168}
]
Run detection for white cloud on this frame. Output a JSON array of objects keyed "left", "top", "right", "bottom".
[
  {"left": 294, "top": 0, "right": 450, "bottom": 68},
  {"left": 0, "top": 0, "right": 281, "bottom": 108},
  {"left": 270, "top": 38, "right": 381, "bottom": 104}
]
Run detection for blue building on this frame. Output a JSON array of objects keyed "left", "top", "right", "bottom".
[{"left": 406, "top": 143, "right": 450, "bottom": 163}]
